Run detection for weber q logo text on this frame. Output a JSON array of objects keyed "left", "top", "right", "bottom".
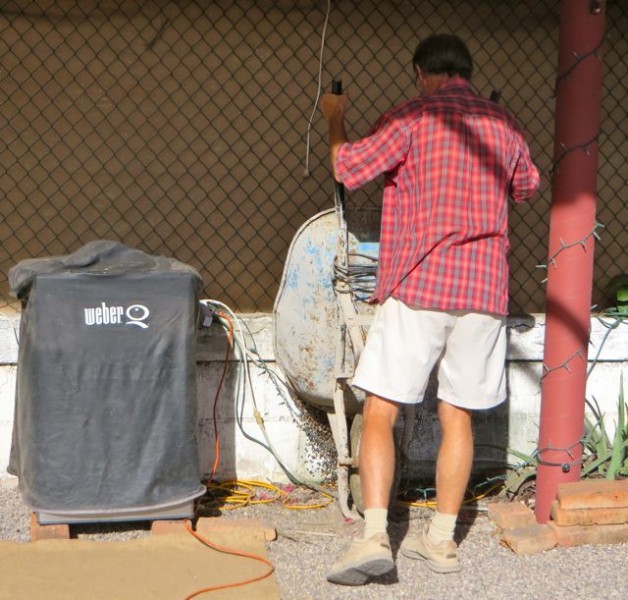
[{"left": 84, "top": 302, "right": 150, "bottom": 329}]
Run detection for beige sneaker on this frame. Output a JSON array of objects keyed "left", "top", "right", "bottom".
[
  {"left": 326, "top": 532, "right": 394, "bottom": 585},
  {"left": 400, "top": 529, "right": 461, "bottom": 573}
]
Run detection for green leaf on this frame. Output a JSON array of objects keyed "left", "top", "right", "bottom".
[
  {"left": 605, "top": 375, "right": 628, "bottom": 479},
  {"left": 585, "top": 396, "right": 611, "bottom": 451},
  {"left": 506, "top": 448, "right": 537, "bottom": 465}
]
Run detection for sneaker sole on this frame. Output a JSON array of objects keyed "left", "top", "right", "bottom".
[
  {"left": 400, "top": 546, "right": 461, "bottom": 574},
  {"left": 326, "top": 557, "right": 394, "bottom": 586}
]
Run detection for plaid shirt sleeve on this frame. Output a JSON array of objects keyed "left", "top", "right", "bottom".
[
  {"left": 336, "top": 117, "right": 410, "bottom": 190},
  {"left": 509, "top": 129, "right": 541, "bottom": 203}
]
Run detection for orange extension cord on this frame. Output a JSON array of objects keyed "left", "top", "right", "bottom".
[
  {"left": 183, "top": 522, "right": 275, "bottom": 599},
  {"left": 183, "top": 310, "right": 275, "bottom": 599},
  {"left": 184, "top": 309, "right": 334, "bottom": 598}
]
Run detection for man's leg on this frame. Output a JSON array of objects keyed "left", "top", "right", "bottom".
[
  {"left": 360, "top": 394, "right": 400, "bottom": 510},
  {"left": 326, "top": 394, "right": 399, "bottom": 585},
  {"left": 401, "top": 400, "right": 472, "bottom": 573},
  {"left": 427, "top": 400, "right": 473, "bottom": 547},
  {"left": 434, "top": 400, "right": 473, "bottom": 516}
]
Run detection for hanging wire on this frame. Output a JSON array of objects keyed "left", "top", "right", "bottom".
[
  {"left": 303, "top": 0, "right": 332, "bottom": 177},
  {"left": 332, "top": 253, "right": 378, "bottom": 300},
  {"left": 200, "top": 299, "right": 337, "bottom": 499}
]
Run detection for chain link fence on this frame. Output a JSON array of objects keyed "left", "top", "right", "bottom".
[{"left": 0, "top": 0, "right": 626, "bottom": 313}]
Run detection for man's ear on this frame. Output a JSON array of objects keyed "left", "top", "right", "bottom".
[{"left": 414, "top": 66, "right": 423, "bottom": 86}]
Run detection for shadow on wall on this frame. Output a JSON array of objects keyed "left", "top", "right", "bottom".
[{"left": 194, "top": 317, "right": 339, "bottom": 511}]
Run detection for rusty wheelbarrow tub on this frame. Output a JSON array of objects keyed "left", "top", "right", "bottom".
[{"left": 274, "top": 206, "right": 410, "bottom": 518}]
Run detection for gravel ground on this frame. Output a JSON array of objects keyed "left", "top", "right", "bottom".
[{"left": 2, "top": 478, "right": 628, "bottom": 600}]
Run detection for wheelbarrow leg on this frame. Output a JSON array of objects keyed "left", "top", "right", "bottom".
[
  {"left": 400, "top": 404, "right": 416, "bottom": 459},
  {"left": 327, "top": 381, "right": 360, "bottom": 520}
]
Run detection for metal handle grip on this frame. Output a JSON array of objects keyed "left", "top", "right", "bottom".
[{"left": 331, "top": 80, "right": 345, "bottom": 209}]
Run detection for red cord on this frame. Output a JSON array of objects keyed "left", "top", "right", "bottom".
[
  {"left": 183, "top": 522, "right": 275, "bottom": 599},
  {"left": 210, "top": 313, "right": 233, "bottom": 480}
]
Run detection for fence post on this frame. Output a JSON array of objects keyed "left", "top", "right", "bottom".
[{"left": 535, "top": 0, "right": 606, "bottom": 523}]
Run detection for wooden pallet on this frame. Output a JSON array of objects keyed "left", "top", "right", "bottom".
[{"left": 29, "top": 513, "right": 193, "bottom": 542}]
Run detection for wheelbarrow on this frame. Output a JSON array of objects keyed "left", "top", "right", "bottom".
[{"left": 273, "top": 103, "right": 415, "bottom": 517}]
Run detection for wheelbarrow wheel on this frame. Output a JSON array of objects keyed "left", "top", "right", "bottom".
[
  {"left": 349, "top": 413, "right": 402, "bottom": 516},
  {"left": 348, "top": 413, "right": 364, "bottom": 514}
]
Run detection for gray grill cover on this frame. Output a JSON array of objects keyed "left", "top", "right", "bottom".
[{"left": 8, "top": 241, "right": 205, "bottom": 514}]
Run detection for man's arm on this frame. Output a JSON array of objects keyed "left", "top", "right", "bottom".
[
  {"left": 320, "top": 93, "right": 350, "bottom": 182},
  {"left": 510, "top": 134, "right": 541, "bottom": 203}
]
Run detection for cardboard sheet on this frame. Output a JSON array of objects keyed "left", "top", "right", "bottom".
[{"left": 0, "top": 525, "right": 279, "bottom": 600}]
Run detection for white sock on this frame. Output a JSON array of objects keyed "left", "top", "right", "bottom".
[
  {"left": 363, "top": 508, "right": 388, "bottom": 539},
  {"left": 426, "top": 511, "right": 457, "bottom": 544}
]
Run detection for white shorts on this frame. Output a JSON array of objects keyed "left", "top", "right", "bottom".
[{"left": 352, "top": 297, "right": 507, "bottom": 410}]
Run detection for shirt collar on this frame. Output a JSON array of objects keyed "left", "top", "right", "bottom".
[{"left": 437, "top": 77, "right": 471, "bottom": 92}]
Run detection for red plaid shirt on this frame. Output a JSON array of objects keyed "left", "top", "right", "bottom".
[{"left": 336, "top": 78, "right": 540, "bottom": 315}]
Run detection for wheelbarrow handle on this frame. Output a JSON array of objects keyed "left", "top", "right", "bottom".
[{"left": 331, "top": 79, "right": 345, "bottom": 210}]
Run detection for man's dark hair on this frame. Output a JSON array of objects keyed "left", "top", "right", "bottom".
[{"left": 412, "top": 34, "right": 473, "bottom": 80}]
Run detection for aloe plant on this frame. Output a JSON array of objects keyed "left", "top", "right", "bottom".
[
  {"left": 609, "top": 381, "right": 628, "bottom": 477},
  {"left": 583, "top": 374, "right": 628, "bottom": 479},
  {"left": 501, "top": 446, "right": 538, "bottom": 499},
  {"left": 504, "top": 375, "right": 628, "bottom": 501}
]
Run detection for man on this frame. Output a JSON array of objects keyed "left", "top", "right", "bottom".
[{"left": 320, "top": 34, "right": 540, "bottom": 586}]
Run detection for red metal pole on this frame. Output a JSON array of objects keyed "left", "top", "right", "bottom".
[{"left": 535, "top": 0, "right": 606, "bottom": 523}]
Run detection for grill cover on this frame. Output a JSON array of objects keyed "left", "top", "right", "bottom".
[{"left": 8, "top": 241, "right": 205, "bottom": 515}]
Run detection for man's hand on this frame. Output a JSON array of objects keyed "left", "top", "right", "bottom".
[
  {"left": 319, "top": 93, "right": 350, "bottom": 181},
  {"left": 319, "top": 92, "right": 349, "bottom": 123}
]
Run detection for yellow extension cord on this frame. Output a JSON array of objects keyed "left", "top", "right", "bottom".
[
  {"left": 202, "top": 479, "right": 505, "bottom": 513},
  {"left": 202, "top": 479, "right": 335, "bottom": 511}
]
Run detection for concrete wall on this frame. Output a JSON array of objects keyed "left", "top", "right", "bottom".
[{"left": 1, "top": 312, "right": 626, "bottom": 486}]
